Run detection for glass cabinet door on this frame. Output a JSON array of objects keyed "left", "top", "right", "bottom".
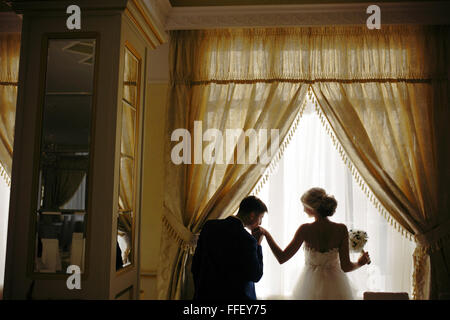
[{"left": 116, "top": 43, "right": 141, "bottom": 271}]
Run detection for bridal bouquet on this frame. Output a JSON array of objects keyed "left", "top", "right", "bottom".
[{"left": 348, "top": 229, "right": 368, "bottom": 253}]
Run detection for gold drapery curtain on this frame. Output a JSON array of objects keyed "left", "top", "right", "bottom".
[
  {"left": 42, "top": 157, "right": 87, "bottom": 209},
  {"left": 312, "top": 78, "right": 450, "bottom": 299},
  {"left": 119, "top": 157, "right": 134, "bottom": 212},
  {"left": 158, "top": 29, "right": 309, "bottom": 299},
  {"left": 54, "top": 158, "right": 87, "bottom": 208},
  {"left": 54, "top": 170, "right": 85, "bottom": 208},
  {"left": 0, "top": 33, "right": 20, "bottom": 185},
  {"left": 157, "top": 26, "right": 450, "bottom": 300}
]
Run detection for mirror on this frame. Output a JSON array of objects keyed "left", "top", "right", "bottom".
[{"left": 33, "top": 38, "right": 96, "bottom": 273}]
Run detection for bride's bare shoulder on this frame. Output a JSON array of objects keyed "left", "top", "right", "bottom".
[
  {"left": 329, "top": 222, "right": 348, "bottom": 233},
  {"left": 335, "top": 223, "right": 349, "bottom": 237},
  {"left": 297, "top": 223, "right": 311, "bottom": 234},
  {"left": 299, "top": 222, "right": 312, "bottom": 230},
  {"left": 335, "top": 222, "right": 347, "bottom": 229}
]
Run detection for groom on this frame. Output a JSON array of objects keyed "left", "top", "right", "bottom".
[{"left": 191, "top": 196, "right": 267, "bottom": 300}]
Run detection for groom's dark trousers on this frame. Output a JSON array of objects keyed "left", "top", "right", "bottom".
[{"left": 192, "top": 216, "right": 263, "bottom": 300}]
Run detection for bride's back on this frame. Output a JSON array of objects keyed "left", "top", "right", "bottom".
[
  {"left": 302, "top": 220, "right": 346, "bottom": 253},
  {"left": 300, "top": 188, "right": 345, "bottom": 253}
]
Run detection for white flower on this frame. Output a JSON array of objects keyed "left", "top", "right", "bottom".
[{"left": 349, "top": 229, "right": 368, "bottom": 252}]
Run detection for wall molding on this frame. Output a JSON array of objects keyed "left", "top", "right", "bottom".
[
  {"left": 164, "top": 1, "right": 450, "bottom": 30},
  {"left": 140, "top": 270, "right": 157, "bottom": 278}
]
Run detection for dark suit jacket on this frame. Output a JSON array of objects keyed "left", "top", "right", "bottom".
[{"left": 191, "top": 216, "right": 263, "bottom": 300}]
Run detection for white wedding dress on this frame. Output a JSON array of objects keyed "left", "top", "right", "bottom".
[{"left": 291, "top": 246, "right": 356, "bottom": 300}]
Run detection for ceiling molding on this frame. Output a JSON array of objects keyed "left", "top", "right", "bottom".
[
  {"left": 168, "top": 0, "right": 439, "bottom": 6},
  {"left": 136, "top": 0, "right": 170, "bottom": 43},
  {"left": 125, "top": 0, "right": 170, "bottom": 49},
  {"left": 143, "top": 0, "right": 172, "bottom": 25},
  {"left": 165, "top": 1, "right": 450, "bottom": 30},
  {"left": 9, "top": 0, "right": 129, "bottom": 13}
]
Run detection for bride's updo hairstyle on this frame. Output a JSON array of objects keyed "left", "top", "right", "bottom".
[{"left": 301, "top": 187, "right": 338, "bottom": 218}]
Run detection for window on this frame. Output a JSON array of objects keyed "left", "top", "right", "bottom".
[{"left": 254, "top": 96, "right": 415, "bottom": 299}]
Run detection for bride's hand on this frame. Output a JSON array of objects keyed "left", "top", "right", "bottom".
[
  {"left": 256, "top": 226, "right": 268, "bottom": 236},
  {"left": 251, "top": 227, "right": 265, "bottom": 245},
  {"left": 357, "top": 251, "right": 371, "bottom": 266}
]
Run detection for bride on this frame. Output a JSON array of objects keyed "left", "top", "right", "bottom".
[{"left": 258, "top": 187, "right": 371, "bottom": 300}]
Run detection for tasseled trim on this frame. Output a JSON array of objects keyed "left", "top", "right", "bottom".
[
  {"left": 412, "top": 245, "right": 428, "bottom": 300},
  {"left": 252, "top": 94, "right": 308, "bottom": 196},
  {"left": 0, "top": 161, "right": 11, "bottom": 187},
  {"left": 162, "top": 214, "right": 198, "bottom": 255},
  {"left": 412, "top": 230, "right": 450, "bottom": 300},
  {"left": 309, "top": 86, "right": 414, "bottom": 241},
  {"left": 416, "top": 226, "right": 450, "bottom": 255}
]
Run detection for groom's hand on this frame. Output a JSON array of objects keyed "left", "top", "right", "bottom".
[{"left": 252, "top": 227, "right": 264, "bottom": 245}]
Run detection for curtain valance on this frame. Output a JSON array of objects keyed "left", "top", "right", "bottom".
[{"left": 171, "top": 26, "right": 448, "bottom": 83}]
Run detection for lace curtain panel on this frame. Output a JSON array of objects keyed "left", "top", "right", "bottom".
[{"left": 158, "top": 25, "right": 450, "bottom": 300}]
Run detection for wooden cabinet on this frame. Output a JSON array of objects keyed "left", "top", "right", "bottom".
[{"left": 4, "top": 0, "right": 167, "bottom": 299}]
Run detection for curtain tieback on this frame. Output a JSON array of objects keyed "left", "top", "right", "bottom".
[
  {"left": 162, "top": 206, "right": 199, "bottom": 254},
  {"left": 415, "top": 219, "right": 450, "bottom": 253},
  {"left": 411, "top": 219, "right": 450, "bottom": 300}
]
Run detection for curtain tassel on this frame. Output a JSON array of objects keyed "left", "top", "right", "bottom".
[
  {"left": 252, "top": 95, "right": 308, "bottom": 196},
  {"left": 0, "top": 162, "right": 11, "bottom": 187}
]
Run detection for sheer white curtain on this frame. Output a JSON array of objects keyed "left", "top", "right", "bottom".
[
  {"left": 254, "top": 97, "right": 416, "bottom": 300},
  {"left": 0, "top": 168, "right": 10, "bottom": 299}
]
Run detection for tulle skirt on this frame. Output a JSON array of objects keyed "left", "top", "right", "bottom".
[{"left": 291, "top": 265, "right": 355, "bottom": 300}]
